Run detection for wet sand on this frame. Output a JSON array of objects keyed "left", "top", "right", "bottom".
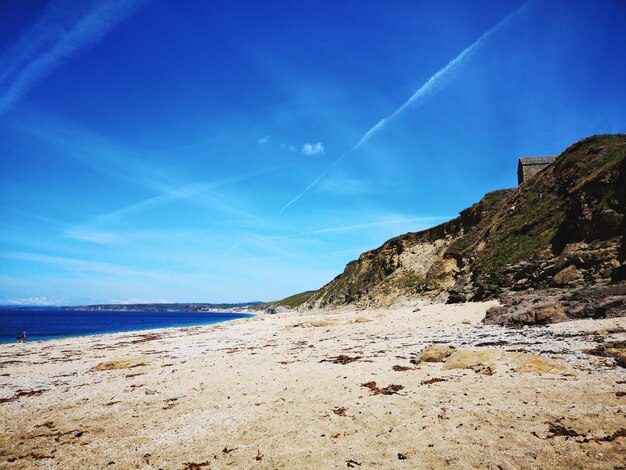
[{"left": 1, "top": 301, "right": 625, "bottom": 469}]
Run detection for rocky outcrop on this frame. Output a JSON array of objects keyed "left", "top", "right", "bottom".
[
  {"left": 585, "top": 341, "right": 626, "bottom": 368},
  {"left": 483, "top": 285, "right": 626, "bottom": 326},
  {"left": 410, "top": 344, "right": 456, "bottom": 363},
  {"left": 304, "top": 189, "right": 510, "bottom": 308},
  {"left": 553, "top": 265, "right": 581, "bottom": 286},
  {"left": 409, "top": 344, "right": 572, "bottom": 375},
  {"left": 303, "top": 134, "right": 626, "bottom": 309}
]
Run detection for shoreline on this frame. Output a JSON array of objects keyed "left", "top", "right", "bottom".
[
  {"left": 0, "top": 310, "right": 255, "bottom": 345},
  {"left": 1, "top": 301, "right": 624, "bottom": 468}
]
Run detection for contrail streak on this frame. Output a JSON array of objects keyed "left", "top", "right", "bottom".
[
  {"left": 0, "top": 0, "right": 148, "bottom": 116},
  {"left": 277, "top": 216, "right": 451, "bottom": 238},
  {"left": 280, "top": 0, "right": 533, "bottom": 213},
  {"left": 64, "top": 161, "right": 296, "bottom": 242}
]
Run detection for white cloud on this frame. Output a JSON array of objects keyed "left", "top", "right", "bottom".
[
  {"left": 281, "top": 143, "right": 298, "bottom": 152},
  {"left": 302, "top": 142, "right": 324, "bottom": 156},
  {"left": 283, "top": 216, "right": 450, "bottom": 237},
  {"left": 5, "top": 296, "right": 60, "bottom": 306},
  {"left": 257, "top": 135, "right": 270, "bottom": 145},
  {"left": 2, "top": 251, "right": 165, "bottom": 279}
]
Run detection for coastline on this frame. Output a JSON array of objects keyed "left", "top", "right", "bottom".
[
  {"left": 0, "top": 310, "right": 254, "bottom": 345},
  {"left": 1, "top": 301, "right": 625, "bottom": 468}
]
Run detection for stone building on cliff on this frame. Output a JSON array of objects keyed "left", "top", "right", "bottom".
[{"left": 517, "top": 155, "right": 557, "bottom": 185}]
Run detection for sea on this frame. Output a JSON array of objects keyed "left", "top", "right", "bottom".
[{"left": 0, "top": 308, "right": 254, "bottom": 344}]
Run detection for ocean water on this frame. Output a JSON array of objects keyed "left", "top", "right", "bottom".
[{"left": 0, "top": 308, "right": 254, "bottom": 344}]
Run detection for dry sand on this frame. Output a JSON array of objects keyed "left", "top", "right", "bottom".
[{"left": 1, "top": 302, "right": 625, "bottom": 469}]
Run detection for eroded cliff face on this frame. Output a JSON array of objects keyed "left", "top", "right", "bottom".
[
  {"left": 304, "top": 189, "right": 511, "bottom": 308},
  {"left": 303, "top": 134, "right": 626, "bottom": 310}
]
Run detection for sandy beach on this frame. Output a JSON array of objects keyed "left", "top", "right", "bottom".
[{"left": 1, "top": 302, "right": 625, "bottom": 469}]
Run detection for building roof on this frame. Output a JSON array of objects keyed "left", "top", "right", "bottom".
[{"left": 518, "top": 156, "right": 557, "bottom": 166}]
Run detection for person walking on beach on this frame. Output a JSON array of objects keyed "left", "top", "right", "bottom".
[
  {"left": 16, "top": 332, "right": 24, "bottom": 343},
  {"left": 22, "top": 331, "right": 27, "bottom": 342}
]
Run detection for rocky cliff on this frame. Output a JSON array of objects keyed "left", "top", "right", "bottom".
[{"left": 303, "top": 134, "right": 626, "bottom": 309}]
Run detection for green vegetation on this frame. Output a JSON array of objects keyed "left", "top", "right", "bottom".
[
  {"left": 73, "top": 302, "right": 263, "bottom": 312},
  {"left": 474, "top": 134, "right": 624, "bottom": 273},
  {"left": 263, "top": 290, "right": 318, "bottom": 308},
  {"left": 447, "top": 189, "right": 512, "bottom": 257},
  {"left": 298, "top": 134, "right": 626, "bottom": 307},
  {"left": 447, "top": 134, "right": 625, "bottom": 274},
  {"left": 398, "top": 271, "right": 426, "bottom": 289},
  {"left": 322, "top": 260, "right": 372, "bottom": 300}
]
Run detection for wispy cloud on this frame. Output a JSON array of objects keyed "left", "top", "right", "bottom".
[
  {"left": 207, "top": 214, "right": 448, "bottom": 271},
  {"left": 0, "top": 0, "right": 148, "bottom": 116},
  {"left": 93, "top": 164, "right": 290, "bottom": 222},
  {"left": 301, "top": 142, "right": 324, "bottom": 156},
  {"left": 257, "top": 135, "right": 271, "bottom": 145},
  {"left": 2, "top": 251, "right": 164, "bottom": 279},
  {"left": 279, "top": 0, "right": 533, "bottom": 213},
  {"left": 319, "top": 176, "right": 371, "bottom": 196},
  {"left": 61, "top": 162, "right": 296, "bottom": 245},
  {"left": 6, "top": 109, "right": 302, "bottom": 242},
  {"left": 281, "top": 144, "right": 298, "bottom": 152},
  {"left": 11, "top": 111, "right": 175, "bottom": 192},
  {"left": 261, "top": 137, "right": 324, "bottom": 155},
  {"left": 7, "top": 112, "right": 298, "bottom": 245},
  {"left": 4, "top": 296, "right": 60, "bottom": 306},
  {"left": 63, "top": 228, "right": 124, "bottom": 245},
  {"left": 282, "top": 216, "right": 449, "bottom": 237},
  {"left": 89, "top": 184, "right": 220, "bottom": 223}
]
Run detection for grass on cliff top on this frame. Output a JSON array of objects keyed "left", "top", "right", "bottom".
[
  {"left": 301, "top": 134, "right": 625, "bottom": 305},
  {"left": 447, "top": 189, "right": 512, "bottom": 257},
  {"left": 263, "top": 290, "right": 318, "bottom": 308},
  {"left": 558, "top": 134, "right": 626, "bottom": 201},
  {"left": 474, "top": 134, "right": 625, "bottom": 272}
]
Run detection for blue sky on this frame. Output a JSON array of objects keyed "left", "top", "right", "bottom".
[{"left": 1, "top": 0, "right": 625, "bottom": 305}]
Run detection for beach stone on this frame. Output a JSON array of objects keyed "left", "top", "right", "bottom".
[
  {"left": 509, "top": 352, "right": 569, "bottom": 374},
  {"left": 553, "top": 265, "right": 581, "bottom": 286},
  {"left": 291, "top": 317, "right": 370, "bottom": 328},
  {"left": 510, "top": 308, "right": 537, "bottom": 325},
  {"left": 532, "top": 301, "right": 568, "bottom": 324},
  {"left": 441, "top": 349, "right": 571, "bottom": 375},
  {"left": 555, "top": 244, "right": 576, "bottom": 269},
  {"left": 594, "top": 297, "right": 626, "bottom": 318},
  {"left": 486, "top": 300, "right": 567, "bottom": 326},
  {"left": 412, "top": 344, "right": 456, "bottom": 363},
  {"left": 604, "top": 346, "right": 626, "bottom": 368},
  {"left": 484, "top": 285, "right": 626, "bottom": 326},
  {"left": 442, "top": 349, "right": 501, "bottom": 374},
  {"left": 592, "top": 327, "right": 625, "bottom": 336},
  {"left": 93, "top": 358, "right": 147, "bottom": 371},
  {"left": 583, "top": 341, "right": 626, "bottom": 368},
  {"left": 483, "top": 305, "right": 509, "bottom": 324},
  {"left": 292, "top": 319, "right": 336, "bottom": 328}
]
